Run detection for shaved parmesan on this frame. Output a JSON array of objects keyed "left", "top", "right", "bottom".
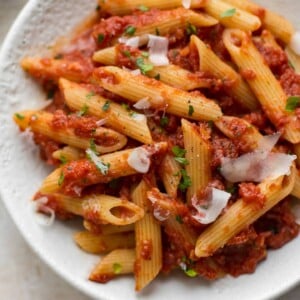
[
  {"left": 257, "top": 132, "right": 280, "bottom": 153},
  {"left": 133, "top": 97, "right": 151, "bottom": 110},
  {"left": 182, "top": 0, "right": 191, "bottom": 9},
  {"left": 192, "top": 188, "right": 231, "bottom": 224},
  {"left": 32, "top": 197, "right": 55, "bottom": 227},
  {"left": 290, "top": 31, "right": 300, "bottom": 55},
  {"left": 147, "top": 35, "right": 169, "bottom": 66},
  {"left": 127, "top": 147, "right": 150, "bottom": 173},
  {"left": 96, "top": 118, "right": 107, "bottom": 126},
  {"left": 148, "top": 194, "right": 170, "bottom": 221},
  {"left": 131, "top": 113, "right": 147, "bottom": 122},
  {"left": 130, "top": 69, "right": 141, "bottom": 76},
  {"left": 118, "top": 36, "right": 140, "bottom": 48}
]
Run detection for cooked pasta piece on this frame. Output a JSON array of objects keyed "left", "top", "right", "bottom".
[
  {"left": 52, "top": 146, "right": 84, "bottom": 163},
  {"left": 93, "top": 46, "right": 211, "bottom": 90},
  {"left": 159, "top": 154, "right": 182, "bottom": 198},
  {"left": 14, "top": 110, "right": 127, "bottom": 154},
  {"left": 223, "top": 28, "right": 300, "bottom": 144},
  {"left": 92, "top": 66, "right": 222, "bottom": 121},
  {"left": 195, "top": 165, "right": 296, "bottom": 257},
  {"left": 222, "top": 0, "right": 295, "bottom": 43},
  {"left": 39, "top": 142, "right": 168, "bottom": 194},
  {"left": 89, "top": 249, "right": 135, "bottom": 282},
  {"left": 59, "top": 78, "right": 153, "bottom": 144},
  {"left": 132, "top": 180, "right": 162, "bottom": 291},
  {"left": 182, "top": 119, "right": 211, "bottom": 203},
  {"left": 83, "top": 220, "right": 134, "bottom": 235},
  {"left": 99, "top": 0, "right": 206, "bottom": 16},
  {"left": 190, "top": 35, "right": 258, "bottom": 111},
  {"left": 204, "top": 0, "right": 261, "bottom": 32},
  {"left": 74, "top": 231, "right": 135, "bottom": 254},
  {"left": 292, "top": 171, "right": 300, "bottom": 199}
]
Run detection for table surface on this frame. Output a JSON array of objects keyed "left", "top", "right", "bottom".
[{"left": 1, "top": 1, "right": 300, "bottom": 300}]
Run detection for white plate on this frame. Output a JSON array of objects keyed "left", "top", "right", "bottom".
[{"left": 0, "top": 1, "right": 300, "bottom": 299}]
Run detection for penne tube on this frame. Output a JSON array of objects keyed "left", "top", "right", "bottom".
[
  {"left": 223, "top": 29, "right": 300, "bottom": 144},
  {"left": 195, "top": 165, "right": 296, "bottom": 257},
  {"left": 52, "top": 146, "right": 84, "bottom": 163},
  {"left": 74, "top": 231, "right": 135, "bottom": 254},
  {"left": 254, "top": 30, "right": 282, "bottom": 51},
  {"left": 98, "top": 0, "right": 207, "bottom": 16},
  {"left": 49, "top": 193, "right": 144, "bottom": 225},
  {"left": 159, "top": 154, "right": 182, "bottom": 198},
  {"left": 59, "top": 78, "right": 153, "bottom": 144},
  {"left": 204, "top": 0, "right": 261, "bottom": 32},
  {"left": 222, "top": 0, "right": 295, "bottom": 44},
  {"left": 89, "top": 249, "right": 135, "bottom": 282},
  {"left": 132, "top": 180, "right": 162, "bottom": 291},
  {"left": 14, "top": 110, "right": 127, "bottom": 154},
  {"left": 93, "top": 46, "right": 211, "bottom": 90},
  {"left": 190, "top": 35, "right": 258, "bottom": 111},
  {"left": 92, "top": 66, "right": 223, "bottom": 121},
  {"left": 21, "top": 57, "right": 92, "bottom": 83},
  {"left": 39, "top": 142, "right": 168, "bottom": 194},
  {"left": 83, "top": 220, "right": 134, "bottom": 235},
  {"left": 292, "top": 171, "right": 300, "bottom": 199},
  {"left": 182, "top": 119, "right": 211, "bottom": 203}
]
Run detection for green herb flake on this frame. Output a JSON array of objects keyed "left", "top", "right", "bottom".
[
  {"left": 155, "top": 28, "right": 160, "bottom": 36},
  {"left": 174, "top": 157, "right": 189, "bottom": 165},
  {"left": 97, "top": 33, "right": 105, "bottom": 44},
  {"left": 220, "top": 8, "right": 236, "bottom": 18},
  {"left": 179, "top": 170, "right": 192, "bottom": 192},
  {"left": 288, "top": 60, "right": 295, "bottom": 70},
  {"left": 15, "top": 113, "right": 24, "bottom": 120},
  {"left": 54, "top": 53, "right": 63, "bottom": 60},
  {"left": 125, "top": 26, "right": 136, "bottom": 36},
  {"left": 113, "top": 263, "right": 122, "bottom": 274},
  {"left": 47, "top": 89, "right": 55, "bottom": 99},
  {"left": 58, "top": 172, "right": 65, "bottom": 186},
  {"left": 154, "top": 73, "right": 160, "bottom": 80},
  {"left": 188, "top": 105, "right": 194, "bottom": 116},
  {"left": 172, "top": 146, "right": 186, "bottom": 158},
  {"left": 86, "top": 91, "right": 95, "bottom": 99},
  {"left": 138, "top": 5, "right": 149, "bottom": 12},
  {"left": 185, "top": 269, "right": 198, "bottom": 278},
  {"left": 136, "top": 57, "right": 154, "bottom": 75},
  {"left": 59, "top": 155, "right": 68, "bottom": 165},
  {"left": 86, "top": 149, "right": 110, "bottom": 175},
  {"left": 226, "top": 185, "right": 237, "bottom": 194},
  {"left": 77, "top": 104, "right": 89, "bottom": 116},
  {"left": 175, "top": 215, "right": 183, "bottom": 224},
  {"left": 122, "top": 50, "right": 131, "bottom": 58},
  {"left": 102, "top": 100, "right": 111, "bottom": 112},
  {"left": 141, "top": 51, "right": 149, "bottom": 58},
  {"left": 285, "top": 96, "right": 300, "bottom": 112},
  {"left": 96, "top": 4, "right": 101, "bottom": 11},
  {"left": 186, "top": 23, "right": 197, "bottom": 35},
  {"left": 89, "top": 138, "right": 98, "bottom": 154},
  {"left": 160, "top": 116, "right": 169, "bottom": 128},
  {"left": 122, "top": 103, "right": 130, "bottom": 111}
]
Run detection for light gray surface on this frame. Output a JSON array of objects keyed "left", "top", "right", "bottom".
[{"left": 0, "top": 1, "right": 300, "bottom": 300}]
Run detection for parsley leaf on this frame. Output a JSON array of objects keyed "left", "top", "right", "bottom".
[
  {"left": 97, "top": 33, "right": 105, "bottom": 43},
  {"left": 86, "top": 149, "right": 110, "bottom": 175},
  {"left": 59, "top": 155, "right": 67, "bottom": 165},
  {"left": 172, "top": 146, "right": 186, "bottom": 158},
  {"left": 154, "top": 73, "right": 160, "bottom": 80},
  {"left": 175, "top": 215, "right": 183, "bottom": 224},
  {"left": 285, "top": 96, "right": 300, "bottom": 112},
  {"left": 220, "top": 8, "right": 236, "bottom": 18},
  {"left": 188, "top": 105, "right": 194, "bottom": 116},
  {"left": 122, "top": 50, "right": 131, "bottom": 58},
  {"left": 136, "top": 57, "right": 154, "bottom": 74},
  {"left": 89, "top": 138, "right": 98, "bottom": 154},
  {"left": 58, "top": 172, "right": 65, "bottom": 186},
  {"left": 102, "top": 100, "right": 110, "bottom": 111},
  {"left": 138, "top": 5, "right": 149, "bottom": 12},
  {"left": 288, "top": 60, "right": 295, "bottom": 70},
  {"left": 113, "top": 263, "right": 122, "bottom": 274},
  {"left": 125, "top": 26, "right": 136, "bottom": 36},
  {"left": 86, "top": 91, "right": 95, "bottom": 99},
  {"left": 179, "top": 170, "right": 192, "bottom": 192},
  {"left": 186, "top": 23, "right": 197, "bottom": 35},
  {"left": 155, "top": 28, "right": 160, "bottom": 36},
  {"left": 47, "top": 89, "right": 55, "bottom": 99},
  {"left": 77, "top": 104, "right": 89, "bottom": 116},
  {"left": 141, "top": 51, "right": 149, "bottom": 58},
  {"left": 15, "top": 113, "right": 24, "bottom": 120},
  {"left": 54, "top": 53, "right": 63, "bottom": 59},
  {"left": 160, "top": 116, "right": 169, "bottom": 127},
  {"left": 174, "top": 157, "right": 189, "bottom": 165},
  {"left": 185, "top": 269, "right": 198, "bottom": 277}
]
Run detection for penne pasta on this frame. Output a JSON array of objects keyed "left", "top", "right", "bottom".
[
  {"left": 292, "top": 171, "right": 300, "bottom": 199},
  {"left": 223, "top": 28, "right": 300, "bottom": 144},
  {"left": 132, "top": 180, "right": 162, "bottom": 291},
  {"left": 59, "top": 78, "right": 153, "bottom": 144},
  {"left": 204, "top": 0, "right": 261, "bottom": 32},
  {"left": 89, "top": 249, "right": 135, "bottom": 282},
  {"left": 14, "top": 110, "right": 127, "bottom": 154},
  {"left": 39, "top": 142, "right": 168, "bottom": 194},
  {"left": 190, "top": 35, "right": 258, "bottom": 111},
  {"left": 195, "top": 165, "right": 296, "bottom": 257},
  {"left": 92, "top": 66, "right": 223, "bottom": 121},
  {"left": 74, "top": 231, "right": 135, "bottom": 254},
  {"left": 83, "top": 220, "right": 134, "bottom": 235},
  {"left": 52, "top": 146, "right": 84, "bottom": 163}
]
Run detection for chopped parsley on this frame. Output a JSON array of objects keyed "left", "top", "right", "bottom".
[
  {"left": 141, "top": 51, "right": 149, "bottom": 58},
  {"left": 47, "top": 89, "right": 55, "bottom": 99},
  {"left": 59, "top": 155, "right": 68, "bottom": 165},
  {"left": 155, "top": 28, "right": 160, "bottom": 36},
  {"left": 125, "top": 26, "right": 136, "bottom": 36},
  {"left": 226, "top": 185, "right": 237, "bottom": 194},
  {"left": 89, "top": 138, "right": 98, "bottom": 154},
  {"left": 136, "top": 57, "right": 154, "bottom": 75},
  {"left": 188, "top": 105, "right": 194, "bottom": 116},
  {"left": 15, "top": 113, "right": 24, "bottom": 120},
  {"left": 172, "top": 146, "right": 186, "bottom": 158},
  {"left": 160, "top": 116, "right": 169, "bottom": 128},
  {"left": 86, "top": 148, "right": 110, "bottom": 175},
  {"left": 121, "top": 103, "right": 130, "bottom": 111},
  {"left": 113, "top": 263, "right": 122, "bottom": 274},
  {"left": 174, "top": 157, "right": 189, "bottom": 165},
  {"left": 175, "top": 215, "right": 183, "bottom": 224},
  {"left": 54, "top": 53, "right": 63, "bottom": 59},
  {"left": 138, "top": 5, "right": 149, "bottom": 12},
  {"left": 58, "top": 172, "right": 65, "bottom": 186},
  {"left": 96, "top": 4, "right": 101, "bottom": 11},
  {"left": 122, "top": 50, "right": 131, "bottom": 58},
  {"left": 186, "top": 23, "right": 197, "bottom": 35},
  {"left": 102, "top": 100, "right": 111, "bottom": 111},
  {"left": 86, "top": 91, "right": 95, "bottom": 99},
  {"left": 288, "top": 59, "right": 295, "bottom": 70},
  {"left": 97, "top": 33, "right": 105, "bottom": 43},
  {"left": 220, "top": 8, "right": 236, "bottom": 18},
  {"left": 77, "top": 104, "right": 89, "bottom": 116},
  {"left": 285, "top": 96, "right": 300, "bottom": 112},
  {"left": 154, "top": 73, "right": 160, "bottom": 80},
  {"left": 185, "top": 269, "right": 198, "bottom": 277},
  {"left": 178, "top": 169, "right": 192, "bottom": 192}
]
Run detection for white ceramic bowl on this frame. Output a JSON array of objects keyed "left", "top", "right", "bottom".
[{"left": 1, "top": 1, "right": 300, "bottom": 299}]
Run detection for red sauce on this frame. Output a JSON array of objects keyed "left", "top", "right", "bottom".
[
  {"left": 239, "top": 183, "right": 266, "bottom": 209},
  {"left": 140, "top": 239, "right": 153, "bottom": 260},
  {"left": 240, "top": 69, "right": 257, "bottom": 80}
]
